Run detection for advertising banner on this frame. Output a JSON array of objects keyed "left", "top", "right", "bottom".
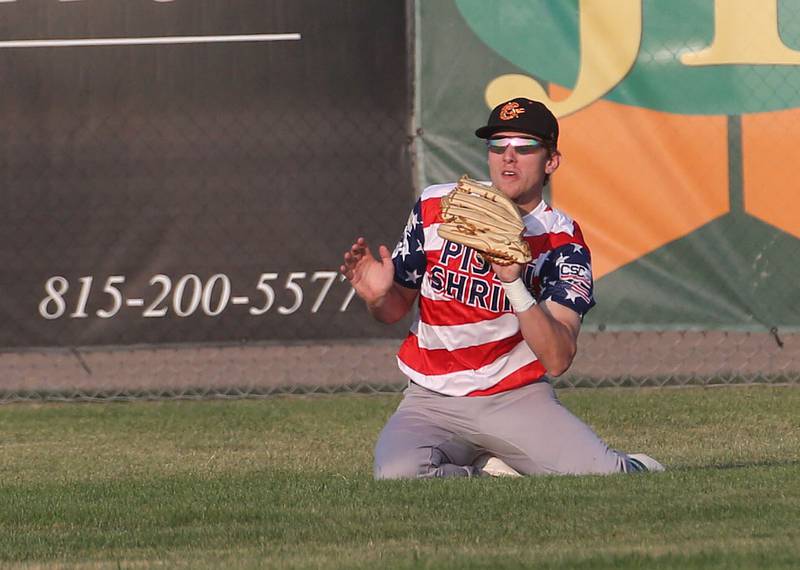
[
  {"left": 0, "top": 0, "right": 412, "bottom": 348},
  {"left": 417, "top": 0, "right": 800, "bottom": 331}
]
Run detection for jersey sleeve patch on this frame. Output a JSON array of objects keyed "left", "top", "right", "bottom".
[
  {"left": 392, "top": 200, "right": 426, "bottom": 289},
  {"left": 538, "top": 243, "right": 596, "bottom": 317}
]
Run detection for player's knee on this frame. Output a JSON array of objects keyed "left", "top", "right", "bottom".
[
  {"left": 373, "top": 457, "right": 422, "bottom": 480},
  {"left": 374, "top": 447, "right": 460, "bottom": 480},
  {"left": 373, "top": 434, "right": 433, "bottom": 479}
]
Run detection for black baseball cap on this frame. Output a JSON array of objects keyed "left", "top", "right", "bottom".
[{"left": 475, "top": 98, "right": 559, "bottom": 146}]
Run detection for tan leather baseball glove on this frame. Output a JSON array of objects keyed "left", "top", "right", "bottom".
[{"left": 437, "top": 176, "right": 532, "bottom": 266}]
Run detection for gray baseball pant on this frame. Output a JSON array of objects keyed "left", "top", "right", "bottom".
[{"left": 374, "top": 380, "right": 633, "bottom": 479}]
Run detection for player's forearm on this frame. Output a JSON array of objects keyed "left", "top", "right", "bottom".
[
  {"left": 366, "top": 283, "right": 415, "bottom": 324},
  {"left": 515, "top": 306, "right": 577, "bottom": 376},
  {"left": 499, "top": 279, "right": 579, "bottom": 375}
]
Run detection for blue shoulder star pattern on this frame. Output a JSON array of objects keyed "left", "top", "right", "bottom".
[
  {"left": 538, "top": 243, "right": 596, "bottom": 317},
  {"left": 392, "top": 200, "right": 426, "bottom": 289}
]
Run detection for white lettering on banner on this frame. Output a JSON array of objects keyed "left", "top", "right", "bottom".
[
  {"left": 0, "top": 1, "right": 303, "bottom": 46},
  {"left": 0, "top": 0, "right": 176, "bottom": 4},
  {"left": 0, "top": 34, "right": 302, "bottom": 48},
  {"left": 37, "top": 271, "right": 356, "bottom": 320}
]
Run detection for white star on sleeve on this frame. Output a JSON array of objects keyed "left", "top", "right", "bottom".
[
  {"left": 402, "top": 212, "right": 419, "bottom": 237},
  {"left": 572, "top": 244, "right": 584, "bottom": 254},
  {"left": 399, "top": 239, "right": 411, "bottom": 260},
  {"left": 564, "top": 288, "right": 580, "bottom": 303},
  {"left": 415, "top": 239, "right": 424, "bottom": 253},
  {"left": 405, "top": 269, "right": 422, "bottom": 283}
]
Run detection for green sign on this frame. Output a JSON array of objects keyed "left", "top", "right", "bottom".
[{"left": 418, "top": 0, "right": 800, "bottom": 331}]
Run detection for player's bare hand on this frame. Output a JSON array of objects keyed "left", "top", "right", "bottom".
[
  {"left": 491, "top": 260, "right": 524, "bottom": 283},
  {"left": 340, "top": 237, "right": 395, "bottom": 303}
]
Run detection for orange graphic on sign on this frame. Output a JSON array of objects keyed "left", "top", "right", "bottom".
[
  {"left": 499, "top": 102, "right": 526, "bottom": 120},
  {"left": 742, "top": 108, "right": 800, "bottom": 239},
  {"left": 548, "top": 84, "right": 730, "bottom": 280}
]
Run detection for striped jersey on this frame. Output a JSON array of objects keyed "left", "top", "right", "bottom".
[{"left": 392, "top": 181, "right": 596, "bottom": 397}]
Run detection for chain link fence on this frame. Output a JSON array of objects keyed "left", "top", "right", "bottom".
[{"left": 1, "top": 329, "right": 797, "bottom": 404}]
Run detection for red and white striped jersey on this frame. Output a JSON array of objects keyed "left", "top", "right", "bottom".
[{"left": 392, "top": 181, "right": 595, "bottom": 397}]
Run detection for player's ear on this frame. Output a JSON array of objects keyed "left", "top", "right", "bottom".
[{"left": 545, "top": 150, "right": 561, "bottom": 175}]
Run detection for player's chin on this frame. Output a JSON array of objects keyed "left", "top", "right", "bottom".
[{"left": 495, "top": 181, "right": 524, "bottom": 201}]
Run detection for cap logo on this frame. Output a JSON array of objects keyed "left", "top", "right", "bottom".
[{"left": 499, "top": 102, "right": 526, "bottom": 121}]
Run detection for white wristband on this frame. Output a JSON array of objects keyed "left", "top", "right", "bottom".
[{"left": 501, "top": 278, "right": 536, "bottom": 313}]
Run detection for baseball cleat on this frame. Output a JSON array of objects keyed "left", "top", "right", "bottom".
[
  {"left": 628, "top": 453, "right": 665, "bottom": 473},
  {"left": 474, "top": 455, "right": 523, "bottom": 477}
]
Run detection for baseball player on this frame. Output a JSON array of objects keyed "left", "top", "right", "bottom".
[{"left": 340, "top": 98, "right": 664, "bottom": 478}]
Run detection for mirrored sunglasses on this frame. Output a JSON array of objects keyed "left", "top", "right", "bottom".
[{"left": 486, "top": 137, "right": 545, "bottom": 155}]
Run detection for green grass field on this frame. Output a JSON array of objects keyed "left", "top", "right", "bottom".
[{"left": 1, "top": 385, "right": 799, "bottom": 569}]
